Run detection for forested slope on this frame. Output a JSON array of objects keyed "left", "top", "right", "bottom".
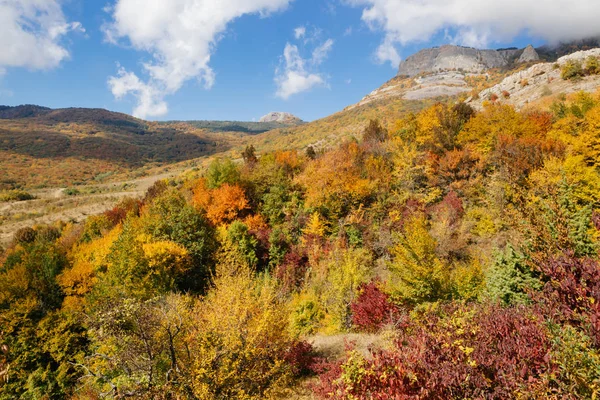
[{"left": 2, "top": 89, "right": 600, "bottom": 398}]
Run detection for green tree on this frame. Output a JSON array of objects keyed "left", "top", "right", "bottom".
[
  {"left": 485, "top": 245, "right": 542, "bottom": 305},
  {"left": 561, "top": 60, "right": 584, "bottom": 80},
  {"left": 206, "top": 158, "right": 241, "bottom": 189},
  {"left": 142, "top": 190, "right": 217, "bottom": 292}
]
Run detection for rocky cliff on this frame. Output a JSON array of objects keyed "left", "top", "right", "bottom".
[{"left": 398, "top": 44, "right": 539, "bottom": 76}]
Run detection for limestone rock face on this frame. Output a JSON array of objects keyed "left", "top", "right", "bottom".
[
  {"left": 469, "top": 48, "right": 600, "bottom": 110},
  {"left": 398, "top": 45, "right": 538, "bottom": 77},
  {"left": 518, "top": 45, "right": 540, "bottom": 63},
  {"left": 259, "top": 112, "right": 302, "bottom": 124}
]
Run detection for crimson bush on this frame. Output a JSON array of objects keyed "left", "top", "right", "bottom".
[
  {"left": 350, "top": 281, "right": 399, "bottom": 332},
  {"left": 314, "top": 304, "right": 556, "bottom": 399}
]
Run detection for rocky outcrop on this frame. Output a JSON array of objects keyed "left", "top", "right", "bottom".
[
  {"left": 398, "top": 45, "right": 539, "bottom": 77},
  {"left": 259, "top": 112, "right": 302, "bottom": 124},
  {"left": 518, "top": 45, "right": 540, "bottom": 63},
  {"left": 469, "top": 48, "right": 600, "bottom": 110}
]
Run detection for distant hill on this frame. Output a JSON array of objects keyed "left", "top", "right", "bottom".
[
  {"left": 161, "top": 118, "right": 304, "bottom": 134},
  {"left": 0, "top": 105, "right": 51, "bottom": 119},
  {"left": 0, "top": 106, "right": 250, "bottom": 188},
  {"left": 3, "top": 37, "right": 598, "bottom": 189},
  {"left": 243, "top": 96, "right": 435, "bottom": 155}
]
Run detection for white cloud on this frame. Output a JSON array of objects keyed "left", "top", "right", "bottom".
[
  {"left": 350, "top": 0, "right": 600, "bottom": 67},
  {"left": 0, "top": 0, "right": 82, "bottom": 72},
  {"left": 108, "top": 67, "right": 168, "bottom": 118},
  {"left": 105, "top": 0, "right": 292, "bottom": 119},
  {"left": 375, "top": 36, "right": 401, "bottom": 67},
  {"left": 294, "top": 26, "right": 306, "bottom": 39},
  {"left": 301, "top": 25, "right": 323, "bottom": 44},
  {"left": 275, "top": 38, "right": 334, "bottom": 100},
  {"left": 312, "top": 39, "right": 334, "bottom": 65}
]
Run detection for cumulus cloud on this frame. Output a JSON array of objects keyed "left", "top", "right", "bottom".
[
  {"left": 294, "top": 26, "right": 306, "bottom": 39},
  {"left": 108, "top": 67, "right": 168, "bottom": 118},
  {"left": 275, "top": 38, "right": 334, "bottom": 99},
  {"left": 0, "top": 0, "right": 82, "bottom": 72},
  {"left": 375, "top": 36, "right": 401, "bottom": 67},
  {"left": 105, "top": 0, "right": 292, "bottom": 119},
  {"left": 350, "top": 0, "right": 600, "bottom": 67}
]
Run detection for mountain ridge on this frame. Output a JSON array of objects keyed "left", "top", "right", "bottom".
[{"left": 397, "top": 44, "right": 539, "bottom": 77}]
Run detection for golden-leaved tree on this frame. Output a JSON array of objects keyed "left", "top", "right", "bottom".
[{"left": 189, "top": 266, "right": 295, "bottom": 399}]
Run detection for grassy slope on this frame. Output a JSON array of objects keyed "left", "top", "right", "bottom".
[{"left": 242, "top": 97, "right": 436, "bottom": 155}]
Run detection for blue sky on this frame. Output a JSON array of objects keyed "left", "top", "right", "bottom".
[{"left": 1, "top": 0, "right": 597, "bottom": 122}]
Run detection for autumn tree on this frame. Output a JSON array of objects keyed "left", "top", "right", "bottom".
[
  {"left": 362, "top": 119, "right": 388, "bottom": 143},
  {"left": 296, "top": 141, "right": 372, "bottom": 221},
  {"left": 242, "top": 144, "right": 258, "bottom": 166},
  {"left": 77, "top": 294, "right": 195, "bottom": 398},
  {"left": 141, "top": 189, "right": 216, "bottom": 292},
  {"left": 194, "top": 181, "right": 250, "bottom": 226},
  {"left": 189, "top": 267, "right": 296, "bottom": 399},
  {"left": 389, "top": 214, "right": 451, "bottom": 305}
]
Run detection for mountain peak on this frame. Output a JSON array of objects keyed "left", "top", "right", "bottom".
[
  {"left": 259, "top": 112, "right": 302, "bottom": 124},
  {"left": 398, "top": 44, "right": 539, "bottom": 77}
]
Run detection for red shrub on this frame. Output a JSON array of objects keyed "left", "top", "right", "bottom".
[
  {"left": 398, "top": 198, "right": 426, "bottom": 229},
  {"left": 493, "top": 134, "right": 564, "bottom": 182},
  {"left": 536, "top": 254, "right": 600, "bottom": 346},
  {"left": 314, "top": 304, "right": 555, "bottom": 399},
  {"left": 432, "top": 148, "right": 482, "bottom": 190},
  {"left": 283, "top": 340, "right": 319, "bottom": 377},
  {"left": 350, "top": 281, "right": 399, "bottom": 332},
  {"left": 432, "top": 190, "right": 463, "bottom": 222},
  {"left": 103, "top": 198, "right": 141, "bottom": 225},
  {"left": 310, "top": 359, "right": 345, "bottom": 399},
  {"left": 526, "top": 110, "right": 554, "bottom": 135},
  {"left": 275, "top": 248, "right": 309, "bottom": 293}
]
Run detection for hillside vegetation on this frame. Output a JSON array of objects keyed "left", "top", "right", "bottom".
[
  {"left": 0, "top": 108, "right": 246, "bottom": 189},
  {"left": 3, "top": 89, "right": 600, "bottom": 398},
  {"left": 162, "top": 119, "right": 303, "bottom": 134}
]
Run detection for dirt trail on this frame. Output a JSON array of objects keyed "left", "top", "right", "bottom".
[{"left": 0, "top": 170, "right": 180, "bottom": 247}]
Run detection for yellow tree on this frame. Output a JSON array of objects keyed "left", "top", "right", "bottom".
[
  {"left": 389, "top": 214, "right": 451, "bottom": 305},
  {"left": 458, "top": 103, "right": 536, "bottom": 154},
  {"left": 189, "top": 267, "right": 295, "bottom": 399},
  {"left": 296, "top": 141, "right": 372, "bottom": 219},
  {"left": 59, "top": 225, "right": 122, "bottom": 310}
]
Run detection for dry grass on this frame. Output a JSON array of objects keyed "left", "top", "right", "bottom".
[
  {"left": 309, "top": 332, "right": 393, "bottom": 360},
  {"left": 0, "top": 169, "right": 182, "bottom": 247}
]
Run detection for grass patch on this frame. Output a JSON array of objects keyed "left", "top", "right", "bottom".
[{"left": 0, "top": 189, "right": 35, "bottom": 202}]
